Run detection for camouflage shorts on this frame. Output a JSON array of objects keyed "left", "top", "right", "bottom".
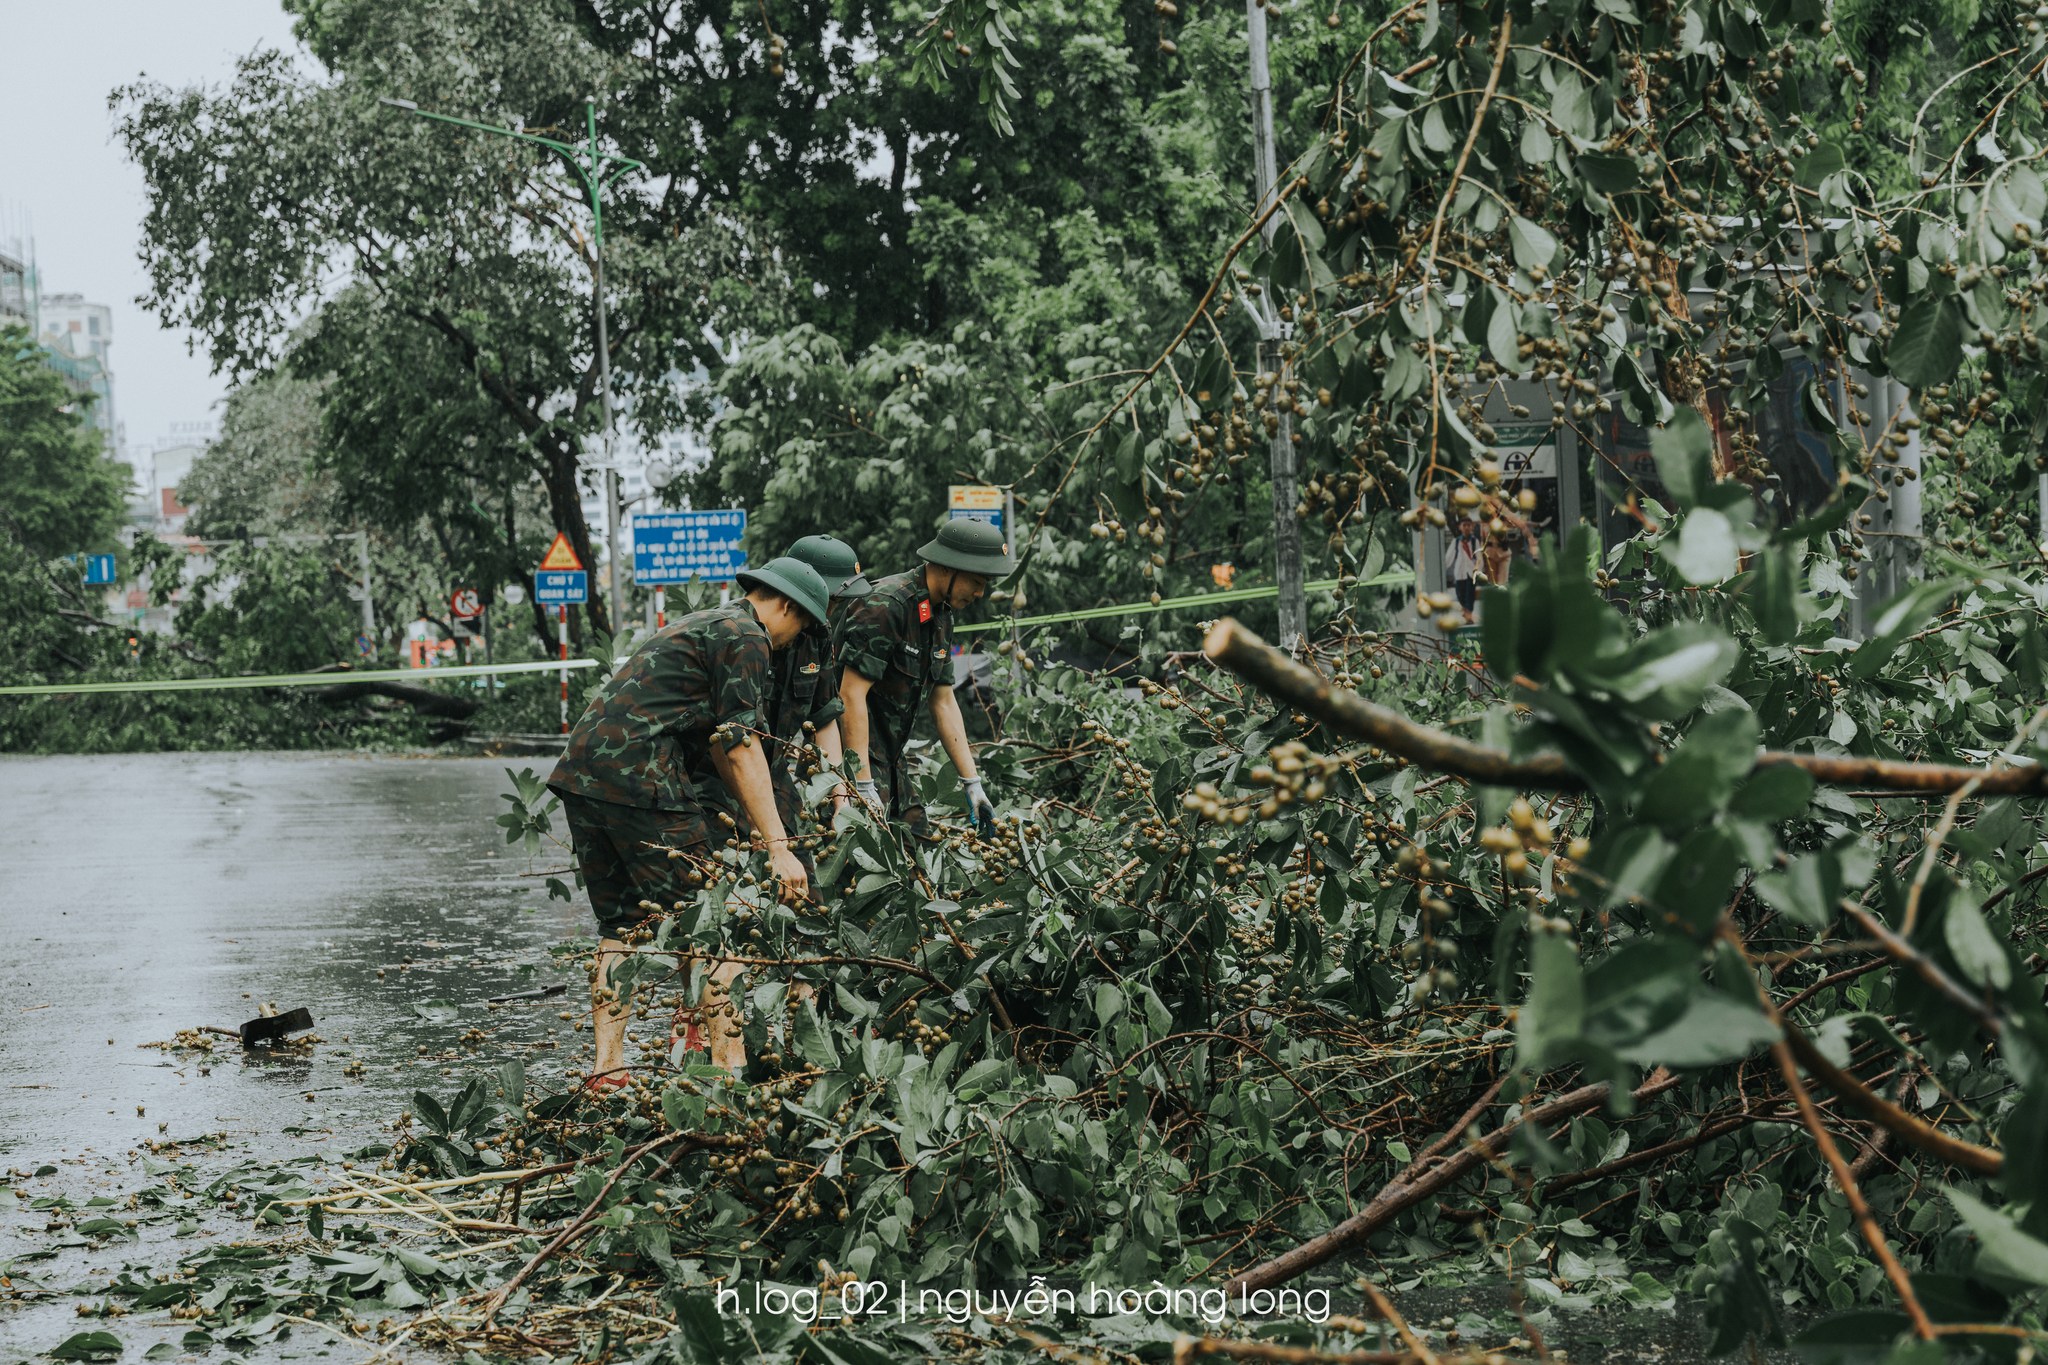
[{"left": 562, "top": 796, "right": 714, "bottom": 939}]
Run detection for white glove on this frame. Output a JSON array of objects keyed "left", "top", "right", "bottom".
[{"left": 854, "top": 778, "right": 883, "bottom": 809}]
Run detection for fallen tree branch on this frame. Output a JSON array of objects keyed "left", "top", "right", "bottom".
[
  {"left": 1839, "top": 903, "right": 2003, "bottom": 1038},
  {"left": 1783, "top": 1027, "right": 2003, "bottom": 1175},
  {"left": 476, "top": 1130, "right": 700, "bottom": 1324},
  {"left": 1733, "top": 928, "right": 1936, "bottom": 1340},
  {"left": 1201, "top": 619, "right": 2048, "bottom": 797},
  {"left": 1223, "top": 1068, "right": 1677, "bottom": 1294}
]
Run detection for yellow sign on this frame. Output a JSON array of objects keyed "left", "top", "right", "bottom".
[
  {"left": 949, "top": 484, "right": 1004, "bottom": 511},
  {"left": 539, "top": 532, "right": 584, "bottom": 571}
]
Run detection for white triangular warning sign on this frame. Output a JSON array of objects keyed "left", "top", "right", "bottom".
[{"left": 539, "top": 532, "right": 583, "bottom": 571}]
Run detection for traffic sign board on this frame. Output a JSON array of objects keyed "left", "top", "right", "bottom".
[
  {"left": 535, "top": 570, "right": 589, "bottom": 606},
  {"left": 82, "top": 554, "right": 117, "bottom": 586},
  {"left": 450, "top": 588, "right": 482, "bottom": 620},
  {"left": 633, "top": 509, "right": 747, "bottom": 585},
  {"left": 539, "top": 532, "right": 584, "bottom": 571},
  {"left": 948, "top": 485, "right": 1006, "bottom": 535}
]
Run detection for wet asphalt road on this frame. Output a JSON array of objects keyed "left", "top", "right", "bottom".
[{"left": 0, "top": 751, "right": 589, "bottom": 1362}]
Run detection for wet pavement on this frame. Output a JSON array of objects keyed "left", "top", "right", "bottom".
[{"left": 0, "top": 751, "right": 588, "bottom": 1362}]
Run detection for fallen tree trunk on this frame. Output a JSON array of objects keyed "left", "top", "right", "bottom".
[
  {"left": 1201, "top": 619, "right": 2048, "bottom": 798},
  {"left": 311, "top": 678, "right": 482, "bottom": 720}
]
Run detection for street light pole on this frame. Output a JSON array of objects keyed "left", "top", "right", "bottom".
[
  {"left": 379, "top": 94, "right": 643, "bottom": 638},
  {"left": 1244, "top": 0, "right": 1307, "bottom": 650}
]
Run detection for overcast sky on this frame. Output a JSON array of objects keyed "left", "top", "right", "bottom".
[{"left": 0, "top": 0, "right": 301, "bottom": 458}]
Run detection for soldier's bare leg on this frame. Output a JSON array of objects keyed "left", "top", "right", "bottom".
[
  {"left": 702, "top": 959, "right": 747, "bottom": 1075},
  {"left": 591, "top": 937, "right": 635, "bottom": 1080}
]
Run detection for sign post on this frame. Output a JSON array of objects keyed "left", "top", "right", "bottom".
[{"left": 534, "top": 533, "right": 589, "bottom": 733}]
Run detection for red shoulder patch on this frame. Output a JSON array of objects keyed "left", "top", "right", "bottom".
[{"left": 917, "top": 599, "right": 933, "bottom": 624}]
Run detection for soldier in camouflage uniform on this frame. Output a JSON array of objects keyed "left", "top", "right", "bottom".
[
  {"left": 764, "top": 536, "right": 871, "bottom": 868},
  {"left": 838, "top": 518, "right": 1013, "bottom": 833},
  {"left": 548, "top": 556, "right": 831, "bottom": 1085}
]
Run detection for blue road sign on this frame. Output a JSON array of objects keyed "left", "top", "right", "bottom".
[
  {"left": 534, "top": 570, "right": 589, "bottom": 606},
  {"left": 82, "top": 554, "right": 117, "bottom": 586},
  {"left": 633, "top": 509, "right": 747, "bottom": 585}
]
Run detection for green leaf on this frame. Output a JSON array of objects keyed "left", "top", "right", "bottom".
[
  {"left": 1747, "top": 544, "right": 1802, "bottom": 644},
  {"left": 1616, "top": 349, "right": 1675, "bottom": 426},
  {"left": 1795, "top": 142, "right": 1847, "bottom": 188},
  {"left": 1753, "top": 840, "right": 1875, "bottom": 931},
  {"left": 1589, "top": 623, "right": 1739, "bottom": 719},
  {"left": 1650, "top": 408, "right": 1713, "bottom": 507},
  {"left": 1664, "top": 507, "right": 1740, "bottom": 584},
  {"left": 1887, "top": 297, "right": 1965, "bottom": 390},
  {"left": 50, "top": 1333, "right": 124, "bottom": 1363},
  {"left": 1847, "top": 579, "right": 1957, "bottom": 680},
  {"left": 411, "top": 1090, "right": 450, "bottom": 1136},
  {"left": 1093, "top": 982, "right": 1125, "bottom": 1027},
  {"left": 1612, "top": 989, "right": 1780, "bottom": 1068},
  {"left": 1942, "top": 888, "right": 2012, "bottom": 991},
  {"left": 1578, "top": 151, "right": 1640, "bottom": 193},
  {"left": 794, "top": 1000, "right": 839, "bottom": 1068},
  {"left": 1949, "top": 1187, "right": 2048, "bottom": 1289},
  {"left": 1509, "top": 216, "right": 1560, "bottom": 274},
  {"left": 1521, "top": 122, "right": 1554, "bottom": 166},
  {"left": 1487, "top": 290, "right": 1526, "bottom": 373},
  {"left": 1421, "top": 105, "right": 1455, "bottom": 155},
  {"left": 1519, "top": 932, "right": 1585, "bottom": 1071},
  {"left": 1637, "top": 706, "right": 1760, "bottom": 829},
  {"left": 1729, "top": 763, "right": 1814, "bottom": 821}
]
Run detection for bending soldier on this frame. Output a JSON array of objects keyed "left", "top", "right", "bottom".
[
  {"left": 768, "top": 535, "right": 871, "bottom": 862},
  {"left": 837, "top": 519, "right": 1013, "bottom": 833},
  {"left": 547, "top": 556, "right": 832, "bottom": 1085}
]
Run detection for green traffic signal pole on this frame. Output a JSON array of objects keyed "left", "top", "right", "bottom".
[{"left": 379, "top": 95, "right": 644, "bottom": 636}]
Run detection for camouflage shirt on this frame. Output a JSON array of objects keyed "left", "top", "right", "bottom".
[
  {"left": 840, "top": 569, "right": 954, "bottom": 762},
  {"left": 766, "top": 615, "right": 847, "bottom": 754},
  {"left": 548, "top": 602, "right": 771, "bottom": 814}
]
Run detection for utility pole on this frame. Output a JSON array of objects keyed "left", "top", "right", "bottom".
[
  {"left": 1246, "top": 0, "right": 1307, "bottom": 650},
  {"left": 352, "top": 529, "right": 376, "bottom": 650},
  {"left": 380, "top": 93, "right": 643, "bottom": 639},
  {"left": 585, "top": 98, "right": 626, "bottom": 640}
]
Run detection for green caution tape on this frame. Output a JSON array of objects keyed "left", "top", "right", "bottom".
[
  {"left": 4, "top": 570, "right": 1418, "bottom": 698},
  {"left": 952, "top": 569, "right": 1415, "bottom": 634},
  {"left": 0, "top": 658, "right": 602, "bottom": 699}
]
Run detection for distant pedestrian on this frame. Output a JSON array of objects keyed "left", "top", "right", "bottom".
[{"left": 1445, "top": 515, "right": 1481, "bottom": 618}]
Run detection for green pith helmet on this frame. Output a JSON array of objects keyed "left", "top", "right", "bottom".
[
  {"left": 784, "top": 534, "right": 872, "bottom": 599},
  {"left": 917, "top": 517, "right": 1015, "bottom": 578},
  {"left": 735, "top": 556, "right": 832, "bottom": 627}
]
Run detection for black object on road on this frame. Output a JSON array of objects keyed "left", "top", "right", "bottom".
[
  {"left": 487, "top": 984, "right": 568, "bottom": 1004},
  {"left": 199, "top": 1007, "right": 317, "bottom": 1049}
]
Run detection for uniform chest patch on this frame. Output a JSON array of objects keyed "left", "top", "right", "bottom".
[
  {"left": 800, "top": 662, "right": 820, "bottom": 675},
  {"left": 932, "top": 647, "right": 947, "bottom": 662},
  {"left": 917, "top": 599, "right": 933, "bottom": 624}
]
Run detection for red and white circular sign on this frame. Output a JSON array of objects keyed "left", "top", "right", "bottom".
[{"left": 450, "top": 588, "right": 482, "bottom": 619}]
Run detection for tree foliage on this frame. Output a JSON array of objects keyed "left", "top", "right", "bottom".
[{"left": 0, "top": 325, "right": 128, "bottom": 561}]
